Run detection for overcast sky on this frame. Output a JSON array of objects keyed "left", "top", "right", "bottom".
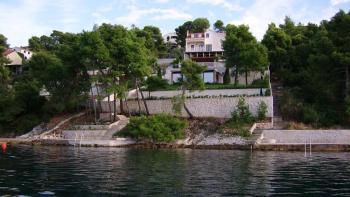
[{"left": 1, "top": 0, "right": 349, "bottom": 46}]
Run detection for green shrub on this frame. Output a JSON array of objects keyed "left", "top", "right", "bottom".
[
  {"left": 280, "top": 90, "right": 303, "bottom": 121},
  {"left": 302, "top": 105, "right": 319, "bottom": 124},
  {"left": 145, "top": 76, "right": 168, "bottom": 92},
  {"left": 231, "top": 97, "right": 254, "bottom": 124},
  {"left": 219, "top": 97, "right": 254, "bottom": 137},
  {"left": 264, "top": 88, "right": 271, "bottom": 96},
  {"left": 257, "top": 101, "right": 268, "bottom": 121},
  {"left": 345, "top": 97, "right": 350, "bottom": 118},
  {"left": 117, "top": 114, "right": 187, "bottom": 143}
]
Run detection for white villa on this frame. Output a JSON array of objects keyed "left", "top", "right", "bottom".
[
  {"left": 161, "top": 29, "right": 266, "bottom": 85},
  {"left": 98, "top": 29, "right": 273, "bottom": 120}
]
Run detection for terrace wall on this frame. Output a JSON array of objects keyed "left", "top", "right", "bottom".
[
  {"left": 101, "top": 94, "right": 273, "bottom": 118},
  {"left": 140, "top": 88, "right": 267, "bottom": 99}
]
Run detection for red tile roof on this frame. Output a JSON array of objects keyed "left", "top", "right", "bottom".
[{"left": 3, "top": 48, "right": 15, "bottom": 56}]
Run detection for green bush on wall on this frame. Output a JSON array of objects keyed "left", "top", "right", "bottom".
[{"left": 117, "top": 114, "right": 187, "bottom": 143}]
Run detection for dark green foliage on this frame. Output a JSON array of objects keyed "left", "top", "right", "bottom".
[
  {"left": 231, "top": 97, "right": 254, "bottom": 124},
  {"left": 175, "top": 21, "right": 193, "bottom": 48},
  {"left": 223, "top": 68, "right": 230, "bottom": 84},
  {"left": 223, "top": 24, "right": 269, "bottom": 85},
  {"left": 214, "top": 20, "right": 225, "bottom": 32},
  {"left": 181, "top": 60, "right": 207, "bottom": 91},
  {"left": 302, "top": 105, "right": 320, "bottom": 126},
  {"left": 145, "top": 76, "right": 168, "bottom": 92},
  {"left": 192, "top": 18, "right": 210, "bottom": 33},
  {"left": 220, "top": 97, "right": 255, "bottom": 137},
  {"left": 0, "top": 74, "right": 48, "bottom": 134},
  {"left": 175, "top": 18, "right": 210, "bottom": 48},
  {"left": 117, "top": 114, "right": 187, "bottom": 142},
  {"left": 257, "top": 101, "right": 268, "bottom": 121},
  {"left": 262, "top": 23, "right": 292, "bottom": 71},
  {"left": 0, "top": 35, "right": 50, "bottom": 135},
  {"left": 279, "top": 90, "right": 303, "bottom": 121},
  {"left": 263, "top": 11, "right": 350, "bottom": 126}
]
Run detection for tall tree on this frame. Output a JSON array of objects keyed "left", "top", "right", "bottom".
[
  {"left": 326, "top": 10, "right": 350, "bottom": 99},
  {"left": 175, "top": 21, "right": 193, "bottom": 48},
  {"left": 223, "top": 24, "right": 261, "bottom": 85},
  {"left": 262, "top": 23, "right": 291, "bottom": 72},
  {"left": 192, "top": 18, "right": 210, "bottom": 32},
  {"left": 0, "top": 34, "right": 10, "bottom": 88},
  {"left": 214, "top": 20, "right": 225, "bottom": 32},
  {"left": 179, "top": 60, "right": 206, "bottom": 118},
  {"left": 79, "top": 31, "right": 111, "bottom": 122},
  {"left": 96, "top": 24, "right": 153, "bottom": 118},
  {"left": 175, "top": 18, "right": 210, "bottom": 48},
  {"left": 239, "top": 42, "right": 269, "bottom": 85}
]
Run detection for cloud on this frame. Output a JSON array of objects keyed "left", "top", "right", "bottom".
[
  {"left": 0, "top": 0, "right": 52, "bottom": 46},
  {"left": 330, "top": 0, "right": 350, "bottom": 5},
  {"left": 151, "top": 0, "right": 171, "bottom": 3},
  {"left": 115, "top": 6, "right": 192, "bottom": 26},
  {"left": 229, "top": 0, "right": 341, "bottom": 41},
  {"left": 186, "top": 0, "right": 242, "bottom": 11},
  {"left": 229, "top": 0, "right": 294, "bottom": 40}
]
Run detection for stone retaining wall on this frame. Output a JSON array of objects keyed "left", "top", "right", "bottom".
[
  {"left": 62, "top": 130, "right": 108, "bottom": 140},
  {"left": 101, "top": 96, "right": 273, "bottom": 118}
]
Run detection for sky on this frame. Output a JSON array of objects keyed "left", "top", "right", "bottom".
[{"left": 0, "top": 0, "right": 350, "bottom": 47}]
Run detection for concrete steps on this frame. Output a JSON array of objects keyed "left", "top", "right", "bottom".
[
  {"left": 102, "top": 115, "right": 129, "bottom": 140},
  {"left": 249, "top": 129, "right": 263, "bottom": 144}
]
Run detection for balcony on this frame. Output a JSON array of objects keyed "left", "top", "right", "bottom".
[{"left": 186, "top": 37, "right": 205, "bottom": 43}]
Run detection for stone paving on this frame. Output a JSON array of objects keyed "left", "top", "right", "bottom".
[{"left": 258, "top": 130, "right": 350, "bottom": 144}]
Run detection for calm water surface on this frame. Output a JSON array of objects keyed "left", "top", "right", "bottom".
[{"left": 1, "top": 145, "right": 350, "bottom": 196}]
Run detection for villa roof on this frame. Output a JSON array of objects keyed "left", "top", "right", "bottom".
[{"left": 3, "top": 48, "right": 15, "bottom": 56}]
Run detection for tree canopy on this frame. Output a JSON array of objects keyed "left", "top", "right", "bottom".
[
  {"left": 262, "top": 10, "right": 350, "bottom": 126},
  {"left": 175, "top": 18, "right": 210, "bottom": 47},
  {"left": 214, "top": 20, "right": 225, "bottom": 32},
  {"left": 223, "top": 24, "right": 268, "bottom": 85}
]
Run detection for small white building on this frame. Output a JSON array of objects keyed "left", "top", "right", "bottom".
[
  {"left": 3, "top": 47, "right": 33, "bottom": 75},
  {"left": 4, "top": 49, "right": 23, "bottom": 75},
  {"left": 13, "top": 46, "right": 33, "bottom": 60},
  {"left": 163, "top": 32, "right": 178, "bottom": 48}
]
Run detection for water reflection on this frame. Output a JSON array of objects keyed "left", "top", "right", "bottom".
[{"left": 1, "top": 145, "right": 350, "bottom": 196}]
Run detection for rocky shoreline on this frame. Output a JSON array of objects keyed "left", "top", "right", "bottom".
[{"left": 4, "top": 137, "right": 350, "bottom": 152}]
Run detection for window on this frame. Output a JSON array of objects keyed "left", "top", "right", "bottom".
[
  {"left": 172, "top": 72, "right": 182, "bottom": 83},
  {"left": 191, "top": 45, "right": 195, "bottom": 50},
  {"left": 203, "top": 72, "right": 214, "bottom": 83},
  {"left": 206, "top": 33, "right": 209, "bottom": 38},
  {"left": 194, "top": 33, "right": 199, "bottom": 38},
  {"left": 173, "top": 63, "right": 179, "bottom": 68},
  {"left": 206, "top": 44, "right": 212, "bottom": 52},
  {"left": 199, "top": 44, "right": 204, "bottom": 51}
]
